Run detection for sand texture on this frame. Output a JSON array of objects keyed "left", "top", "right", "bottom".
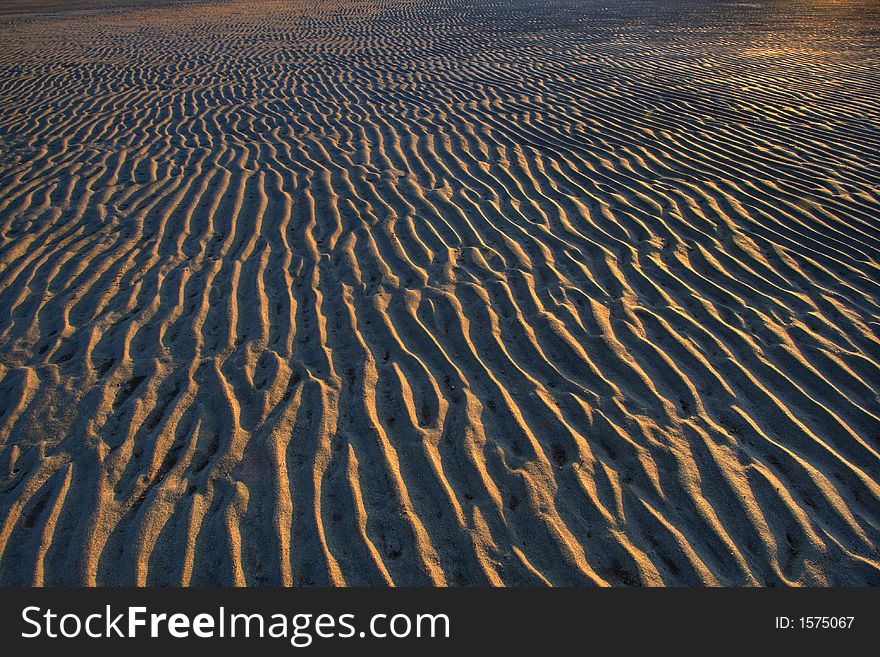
[{"left": 0, "top": 0, "right": 879, "bottom": 586}]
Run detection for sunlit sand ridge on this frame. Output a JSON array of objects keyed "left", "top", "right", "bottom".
[{"left": 0, "top": 0, "right": 878, "bottom": 585}]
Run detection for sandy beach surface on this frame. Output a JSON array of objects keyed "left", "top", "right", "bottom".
[{"left": 0, "top": 0, "right": 878, "bottom": 586}]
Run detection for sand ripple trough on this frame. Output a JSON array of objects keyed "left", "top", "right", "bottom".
[{"left": 0, "top": 0, "right": 878, "bottom": 585}]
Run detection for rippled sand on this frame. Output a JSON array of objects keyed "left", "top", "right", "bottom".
[{"left": 0, "top": 0, "right": 878, "bottom": 586}]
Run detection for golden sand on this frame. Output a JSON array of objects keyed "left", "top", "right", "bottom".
[{"left": 0, "top": 0, "right": 878, "bottom": 585}]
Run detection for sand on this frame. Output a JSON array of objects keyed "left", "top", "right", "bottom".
[{"left": 0, "top": 0, "right": 878, "bottom": 586}]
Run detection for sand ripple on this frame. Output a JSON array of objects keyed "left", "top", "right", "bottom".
[{"left": 0, "top": 0, "right": 878, "bottom": 585}]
